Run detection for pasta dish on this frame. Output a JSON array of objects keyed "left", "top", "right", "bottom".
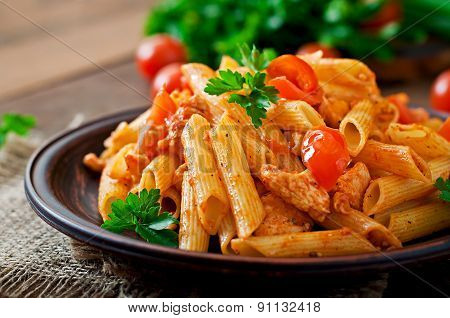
[{"left": 83, "top": 47, "right": 450, "bottom": 258}]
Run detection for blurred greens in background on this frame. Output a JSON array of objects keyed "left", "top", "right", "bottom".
[{"left": 145, "top": 0, "right": 450, "bottom": 67}]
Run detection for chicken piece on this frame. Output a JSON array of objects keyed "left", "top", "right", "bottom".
[
  {"left": 255, "top": 193, "right": 313, "bottom": 236},
  {"left": 284, "top": 130, "right": 305, "bottom": 157},
  {"left": 260, "top": 164, "right": 330, "bottom": 221},
  {"left": 333, "top": 162, "right": 371, "bottom": 214}
]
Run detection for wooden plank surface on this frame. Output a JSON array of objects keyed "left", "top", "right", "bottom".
[
  {"left": 0, "top": 61, "right": 148, "bottom": 136},
  {"left": 0, "top": 0, "right": 153, "bottom": 101}
]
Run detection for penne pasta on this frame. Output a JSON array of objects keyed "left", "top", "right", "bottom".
[
  {"left": 231, "top": 229, "right": 376, "bottom": 257},
  {"left": 98, "top": 152, "right": 131, "bottom": 220},
  {"left": 218, "top": 212, "right": 237, "bottom": 254},
  {"left": 386, "top": 123, "right": 450, "bottom": 159},
  {"left": 374, "top": 195, "right": 439, "bottom": 226},
  {"left": 355, "top": 140, "right": 432, "bottom": 183},
  {"left": 308, "top": 58, "right": 379, "bottom": 102},
  {"left": 181, "top": 114, "right": 229, "bottom": 235},
  {"left": 179, "top": 172, "right": 209, "bottom": 252},
  {"left": 266, "top": 100, "right": 324, "bottom": 132},
  {"left": 320, "top": 210, "right": 402, "bottom": 249},
  {"left": 138, "top": 154, "right": 179, "bottom": 194},
  {"left": 387, "top": 202, "right": 450, "bottom": 243},
  {"left": 211, "top": 114, "right": 266, "bottom": 238},
  {"left": 363, "top": 156, "right": 449, "bottom": 215},
  {"left": 339, "top": 99, "right": 376, "bottom": 156}
]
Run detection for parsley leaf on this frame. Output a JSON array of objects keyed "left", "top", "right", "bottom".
[
  {"left": 204, "top": 70, "right": 244, "bottom": 95},
  {"left": 204, "top": 70, "right": 279, "bottom": 128},
  {"left": 435, "top": 177, "right": 450, "bottom": 202},
  {"left": 238, "top": 43, "right": 273, "bottom": 72},
  {"left": 0, "top": 113, "right": 36, "bottom": 148},
  {"left": 101, "top": 189, "right": 179, "bottom": 247}
]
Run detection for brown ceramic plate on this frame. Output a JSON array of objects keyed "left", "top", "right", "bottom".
[{"left": 25, "top": 107, "right": 450, "bottom": 276}]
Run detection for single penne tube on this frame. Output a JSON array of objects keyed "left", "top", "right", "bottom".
[
  {"left": 211, "top": 114, "right": 266, "bottom": 238},
  {"left": 266, "top": 100, "right": 324, "bottom": 132},
  {"left": 374, "top": 195, "right": 438, "bottom": 226},
  {"left": 387, "top": 202, "right": 450, "bottom": 243},
  {"left": 363, "top": 176, "right": 433, "bottom": 216},
  {"left": 179, "top": 172, "right": 209, "bottom": 252},
  {"left": 181, "top": 114, "right": 229, "bottom": 235},
  {"left": 232, "top": 229, "right": 376, "bottom": 258},
  {"left": 139, "top": 154, "right": 179, "bottom": 194},
  {"left": 339, "top": 99, "right": 376, "bottom": 156},
  {"left": 218, "top": 212, "right": 237, "bottom": 254},
  {"left": 355, "top": 140, "right": 431, "bottom": 182},
  {"left": 319, "top": 210, "right": 402, "bottom": 249},
  {"left": 429, "top": 156, "right": 450, "bottom": 180},
  {"left": 308, "top": 58, "right": 379, "bottom": 102},
  {"left": 363, "top": 156, "right": 450, "bottom": 215},
  {"left": 386, "top": 123, "right": 450, "bottom": 159},
  {"left": 98, "top": 155, "right": 130, "bottom": 220}
]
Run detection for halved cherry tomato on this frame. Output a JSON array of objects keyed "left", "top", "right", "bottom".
[
  {"left": 151, "top": 63, "right": 184, "bottom": 97},
  {"left": 136, "top": 34, "right": 187, "bottom": 80},
  {"left": 362, "top": 1, "right": 402, "bottom": 29},
  {"left": 297, "top": 42, "right": 340, "bottom": 58},
  {"left": 268, "top": 77, "right": 322, "bottom": 106},
  {"left": 430, "top": 69, "right": 450, "bottom": 113},
  {"left": 438, "top": 117, "right": 450, "bottom": 141},
  {"left": 267, "top": 55, "right": 318, "bottom": 93},
  {"left": 387, "top": 93, "right": 413, "bottom": 124},
  {"left": 301, "top": 127, "right": 350, "bottom": 191},
  {"left": 147, "top": 86, "right": 177, "bottom": 125}
]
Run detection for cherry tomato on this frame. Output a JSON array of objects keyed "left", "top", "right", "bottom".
[
  {"left": 362, "top": 1, "right": 402, "bottom": 29},
  {"left": 147, "top": 86, "right": 177, "bottom": 125},
  {"left": 430, "top": 69, "right": 450, "bottom": 112},
  {"left": 438, "top": 117, "right": 450, "bottom": 141},
  {"left": 297, "top": 42, "right": 340, "bottom": 58},
  {"left": 301, "top": 127, "right": 350, "bottom": 191},
  {"left": 136, "top": 34, "right": 187, "bottom": 80},
  {"left": 151, "top": 63, "right": 184, "bottom": 97},
  {"left": 268, "top": 77, "right": 322, "bottom": 106},
  {"left": 267, "top": 55, "right": 318, "bottom": 93}
]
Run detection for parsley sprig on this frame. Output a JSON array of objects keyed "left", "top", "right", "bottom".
[
  {"left": 204, "top": 70, "right": 279, "bottom": 127},
  {"left": 435, "top": 177, "right": 450, "bottom": 203},
  {"left": 238, "top": 43, "right": 275, "bottom": 72},
  {"left": 0, "top": 113, "right": 36, "bottom": 148},
  {"left": 102, "top": 189, "right": 179, "bottom": 247}
]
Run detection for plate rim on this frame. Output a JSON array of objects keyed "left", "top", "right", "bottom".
[{"left": 24, "top": 106, "right": 450, "bottom": 273}]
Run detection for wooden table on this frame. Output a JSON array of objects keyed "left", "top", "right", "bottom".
[{"left": 0, "top": 0, "right": 448, "bottom": 298}]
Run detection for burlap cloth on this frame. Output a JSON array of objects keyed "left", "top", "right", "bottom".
[{"left": 0, "top": 135, "right": 446, "bottom": 297}]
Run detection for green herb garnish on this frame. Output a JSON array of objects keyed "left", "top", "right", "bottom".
[
  {"left": 0, "top": 113, "right": 36, "bottom": 148},
  {"left": 435, "top": 177, "right": 450, "bottom": 203},
  {"left": 204, "top": 70, "right": 279, "bottom": 127},
  {"left": 238, "top": 43, "right": 273, "bottom": 72},
  {"left": 102, "top": 189, "right": 179, "bottom": 247}
]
